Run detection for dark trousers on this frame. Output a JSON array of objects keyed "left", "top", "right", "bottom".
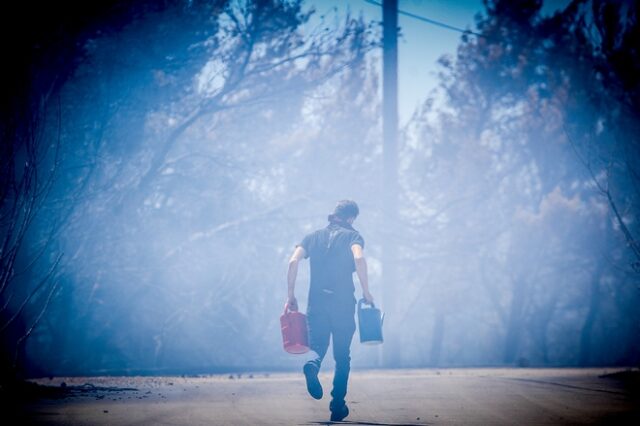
[{"left": 306, "top": 298, "right": 356, "bottom": 409}]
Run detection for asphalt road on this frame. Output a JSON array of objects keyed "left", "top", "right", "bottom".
[{"left": 19, "top": 368, "right": 640, "bottom": 425}]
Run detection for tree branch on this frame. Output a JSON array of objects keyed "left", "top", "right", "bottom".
[
  {"left": 0, "top": 253, "right": 62, "bottom": 334},
  {"left": 13, "top": 277, "right": 61, "bottom": 368},
  {"left": 563, "top": 123, "right": 640, "bottom": 269}
]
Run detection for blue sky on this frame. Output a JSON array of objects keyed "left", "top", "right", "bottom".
[
  {"left": 312, "top": 0, "right": 484, "bottom": 124},
  {"left": 312, "top": 0, "right": 570, "bottom": 124}
]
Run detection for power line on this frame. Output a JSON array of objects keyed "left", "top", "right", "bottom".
[{"left": 363, "top": 0, "right": 484, "bottom": 38}]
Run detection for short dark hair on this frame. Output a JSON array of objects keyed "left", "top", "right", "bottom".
[{"left": 332, "top": 199, "right": 359, "bottom": 220}]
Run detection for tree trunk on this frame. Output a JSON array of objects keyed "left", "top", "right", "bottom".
[
  {"left": 579, "top": 261, "right": 604, "bottom": 366},
  {"left": 429, "top": 309, "right": 445, "bottom": 367},
  {"left": 503, "top": 279, "right": 528, "bottom": 364}
]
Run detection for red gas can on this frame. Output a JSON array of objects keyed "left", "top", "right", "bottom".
[{"left": 280, "top": 303, "right": 309, "bottom": 354}]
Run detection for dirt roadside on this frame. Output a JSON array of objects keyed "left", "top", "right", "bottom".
[{"left": 9, "top": 368, "right": 640, "bottom": 425}]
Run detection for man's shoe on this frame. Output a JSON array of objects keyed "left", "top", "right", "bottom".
[
  {"left": 330, "top": 404, "right": 349, "bottom": 422},
  {"left": 303, "top": 362, "right": 323, "bottom": 399}
]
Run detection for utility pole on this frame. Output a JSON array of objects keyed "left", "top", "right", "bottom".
[{"left": 382, "top": 0, "right": 399, "bottom": 367}]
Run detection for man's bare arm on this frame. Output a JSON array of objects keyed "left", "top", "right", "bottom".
[
  {"left": 287, "top": 246, "right": 306, "bottom": 310},
  {"left": 351, "top": 244, "right": 373, "bottom": 303}
]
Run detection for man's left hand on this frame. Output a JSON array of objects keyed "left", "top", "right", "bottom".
[
  {"left": 287, "top": 296, "right": 298, "bottom": 311},
  {"left": 363, "top": 291, "right": 374, "bottom": 304}
]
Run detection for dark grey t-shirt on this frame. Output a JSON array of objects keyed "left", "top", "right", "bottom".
[{"left": 299, "top": 222, "right": 364, "bottom": 303}]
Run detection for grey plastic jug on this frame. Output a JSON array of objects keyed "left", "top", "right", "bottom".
[{"left": 357, "top": 298, "right": 384, "bottom": 345}]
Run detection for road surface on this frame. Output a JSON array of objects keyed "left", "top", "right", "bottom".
[{"left": 17, "top": 368, "right": 640, "bottom": 425}]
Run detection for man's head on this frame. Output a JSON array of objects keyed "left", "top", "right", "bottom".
[{"left": 330, "top": 199, "right": 359, "bottom": 223}]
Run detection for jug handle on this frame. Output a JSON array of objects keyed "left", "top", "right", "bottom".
[
  {"left": 358, "top": 298, "right": 375, "bottom": 309},
  {"left": 284, "top": 302, "right": 297, "bottom": 314}
]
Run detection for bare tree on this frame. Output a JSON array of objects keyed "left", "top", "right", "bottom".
[{"left": 0, "top": 93, "right": 64, "bottom": 379}]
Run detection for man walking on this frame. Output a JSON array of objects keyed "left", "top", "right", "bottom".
[{"left": 287, "top": 200, "right": 374, "bottom": 422}]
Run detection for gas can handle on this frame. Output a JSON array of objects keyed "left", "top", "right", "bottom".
[
  {"left": 358, "top": 298, "right": 375, "bottom": 309},
  {"left": 284, "top": 302, "right": 299, "bottom": 314}
]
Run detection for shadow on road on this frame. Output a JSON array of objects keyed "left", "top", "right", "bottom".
[{"left": 306, "top": 420, "right": 428, "bottom": 426}]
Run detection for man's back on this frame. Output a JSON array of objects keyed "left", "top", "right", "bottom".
[
  {"left": 286, "top": 200, "right": 373, "bottom": 422},
  {"left": 301, "top": 223, "right": 364, "bottom": 299}
]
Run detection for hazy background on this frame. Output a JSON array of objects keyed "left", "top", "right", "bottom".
[{"left": 1, "top": 0, "right": 638, "bottom": 379}]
